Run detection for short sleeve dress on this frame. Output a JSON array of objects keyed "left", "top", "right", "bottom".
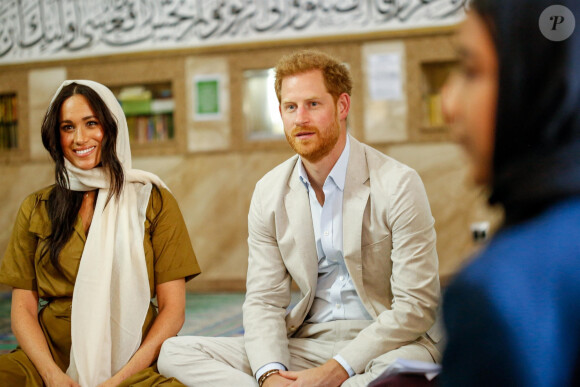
[{"left": 0, "top": 185, "right": 201, "bottom": 386}]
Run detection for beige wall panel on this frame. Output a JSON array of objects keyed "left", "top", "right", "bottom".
[
  {"left": 361, "top": 41, "right": 408, "bottom": 143},
  {"left": 185, "top": 55, "right": 231, "bottom": 152},
  {"left": 28, "top": 68, "right": 67, "bottom": 161}
]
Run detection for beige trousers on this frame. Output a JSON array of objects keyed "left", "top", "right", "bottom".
[{"left": 158, "top": 320, "right": 436, "bottom": 387}]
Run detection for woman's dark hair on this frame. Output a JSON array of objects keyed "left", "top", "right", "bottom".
[
  {"left": 41, "top": 83, "right": 124, "bottom": 272},
  {"left": 470, "top": 0, "right": 580, "bottom": 224}
]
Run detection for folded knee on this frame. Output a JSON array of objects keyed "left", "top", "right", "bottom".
[{"left": 158, "top": 336, "right": 212, "bottom": 374}]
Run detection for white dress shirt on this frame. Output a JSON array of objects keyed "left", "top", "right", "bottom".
[{"left": 299, "top": 136, "right": 372, "bottom": 324}]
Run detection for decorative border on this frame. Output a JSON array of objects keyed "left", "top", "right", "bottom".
[{"left": 0, "top": 0, "right": 465, "bottom": 64}]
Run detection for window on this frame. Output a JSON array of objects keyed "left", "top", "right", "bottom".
[{"left": 243, "top": 68, "right": 284, "bottom": 140}]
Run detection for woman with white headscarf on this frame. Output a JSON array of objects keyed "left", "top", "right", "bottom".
[{"left": 0, "top": 80, "right": 200, "bottom": 386}]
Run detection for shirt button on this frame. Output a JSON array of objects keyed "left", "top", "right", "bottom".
[
  {"left": 339, "top": 276, "right": 344, "bottom": 281},
  {"left": 336, "top": 304, "right": 341, "bottom": 309},
  {"left": 324, "top": 231, "right": 329, "bottom": 236}
]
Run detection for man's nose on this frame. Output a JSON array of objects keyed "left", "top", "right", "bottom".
[{"left": 294, "top": 105, "right": 309, "bottom": 126}]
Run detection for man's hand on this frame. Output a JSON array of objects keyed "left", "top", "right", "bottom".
[
  {"left": 278, "top": 359, "right": 350, "bottom": 387},
  {"left": 263, "top": 373, "right": 294, "bottom": 387}
]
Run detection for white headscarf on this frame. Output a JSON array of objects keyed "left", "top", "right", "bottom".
[{"left": 49, "top": 80, "right": 166, "bottom": 386}]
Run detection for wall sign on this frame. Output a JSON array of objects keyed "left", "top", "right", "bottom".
[{"left": 0, "top": 0, "right": 466, "bottom": 64}]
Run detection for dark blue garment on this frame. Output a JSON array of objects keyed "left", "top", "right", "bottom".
[{"left": 442, "top": 197, "right": 580, "bottom": 387}]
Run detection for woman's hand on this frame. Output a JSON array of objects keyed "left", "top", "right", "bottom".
[
  {"left": 104, "top": 279, "right": 186, "bottom": 385},
  {"left": 11, "top": 289, "right": 77, "bottom": 386},
  {"left": 43, "top": 369, "right": 81, "bottom": 387}
]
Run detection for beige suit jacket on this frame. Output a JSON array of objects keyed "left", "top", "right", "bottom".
[{"left": 243, "top": 135, "right": 440, "bottom": 375}]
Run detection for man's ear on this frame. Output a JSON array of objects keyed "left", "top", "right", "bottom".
[{"left": 337, "top": 93, "right": 351, "bottom": 120}]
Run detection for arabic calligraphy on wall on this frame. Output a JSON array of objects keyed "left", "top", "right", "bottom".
[{"left": 0, "top": 0, "right": 466, "bottom": 64}]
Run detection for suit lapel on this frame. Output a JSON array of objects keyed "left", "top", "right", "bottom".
[
  {"left": 284, "top": 161, "right": 319, "bottom": 294},
  {"left": 342, "top": 136, "right": 375, "bottom": 316}
]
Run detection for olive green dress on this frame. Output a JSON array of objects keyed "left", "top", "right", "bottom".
[{"left": 0, "top": 185, "right": 201, "bottom": 386}]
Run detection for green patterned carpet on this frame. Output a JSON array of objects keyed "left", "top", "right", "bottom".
[
  {"left": 180, "top": 292, "right": 246, "bottom": 337},
  {"left": 0, "top": 292, "right": 12, "bottom": 353},
  {"left": 0, "top": 292, "right": 248, "bottom": 354},
  {"left": 0, "top": 292, "right": 300, "bottom": 354}
]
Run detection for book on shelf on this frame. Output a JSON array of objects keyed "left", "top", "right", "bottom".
[
  {"left": 127, "top": 114, "right": 174, "bottom": 143},
  {"left": 0, "top": 122, "right": 18, "bottom": 150},
  {"left": 0, "top": 94, "right": 18, "bottom": 150}
]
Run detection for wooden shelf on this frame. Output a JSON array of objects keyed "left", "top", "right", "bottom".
[{"left": 111, "top": 83, "right": 175, "bottom": 147}]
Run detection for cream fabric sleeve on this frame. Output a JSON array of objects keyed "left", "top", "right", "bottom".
[
  {"left": 242, "top": 180, "right": 293, "bottom": 374},
  {"left": 338, "top": 166, "right": 440, "bottom": 372}
]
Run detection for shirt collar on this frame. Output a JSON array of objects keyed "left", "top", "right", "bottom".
[{"left": 298, "top": 135, "right": 350, "bottom": 192}]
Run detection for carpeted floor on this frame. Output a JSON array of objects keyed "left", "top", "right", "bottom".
[
  {"left": 0, "top": 292, "right": 12, "bottom": 354},
  {"left": 180, "top": 292, "right": 246, "bottom": 337},
  {"left": 0, "top": 292, "right": 300, "bottom": 354},
  {"left": 0, "top": 292, "right": 248, "bottom": 354}
]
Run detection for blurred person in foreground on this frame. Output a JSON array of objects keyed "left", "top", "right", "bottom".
[
  {"left": 0, "top": 80, "right": 200, "bottom": 386},
  {"left": 441, "top": 0, "right": 580, "bottom": 385}
]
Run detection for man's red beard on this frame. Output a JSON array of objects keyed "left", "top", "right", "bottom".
[{"left": 285, "top": 116, "right": 340, "bottom": 163}]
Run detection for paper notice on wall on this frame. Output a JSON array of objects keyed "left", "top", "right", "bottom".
[{"left": 367, "top": 53, "right": 403, "bottom": 101}]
